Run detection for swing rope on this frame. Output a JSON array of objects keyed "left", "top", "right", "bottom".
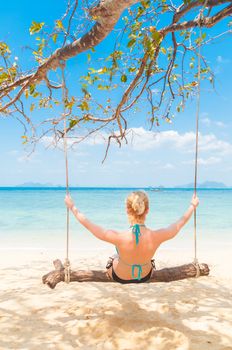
[
  {"left": 61, "top": 61, "right": 71, "bottom": 283},
  {"left": 193, "top": 0, "right": 208, "bottom": 277},
  {"left": 193, "top": 36, "right": 201, "bottom": 277}
]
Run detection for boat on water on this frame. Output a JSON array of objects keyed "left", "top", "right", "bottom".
[{"left": 148, "top": 186, "right": 164, "bottom": 192}]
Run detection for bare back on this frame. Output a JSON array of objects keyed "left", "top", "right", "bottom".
[{"left": 108, "top": 226, "right": 162, "bottom": 280}]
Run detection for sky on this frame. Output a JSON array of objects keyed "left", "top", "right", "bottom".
[{"left": 0, "top": 0, "right": 232, "bottom": 187}]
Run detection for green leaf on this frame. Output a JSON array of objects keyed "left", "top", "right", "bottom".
[
  {"left": 137, "top": 6, "right": 145, "bottom": 17},
  {"left": 201, "top": 32, "right": 206, "bottom": 40},
  {"left": 128, "top": 66, "right": 137, "bottom": 73},
  {"left": 24, "top": 89, "right": 29, "bottom": 99},
  {"left": 82, "top": 87, "right": 91, "bottom": 99},
  {"left": 29, "top": 84, "right": 35, "bottom": 95},
  {"left": 162, "top": 4, "right": 169, "bottom": 13},
  {"left": 160, "top": 47, "right": 166, "bottom": 55},
  {"left": 121, "top": 74, "right": 127, "bottom": 83},
  {"left": 21, "top": 135, "right": 28, "bottom": 144},
  {"left": 97, "top": 84, "right": 110, "bottom": 90},
  {"left": 152, "top": 31, "right": 162, "bottom": 44},
  {"left": 0, "top": 42, "right": 11, "bottom": 56},
  {"left": 55, "top": 20, "right": 64, "bottom": 30},
  {"left": 150, "top": 28, "right": 162, "bottom": 45},
  {"left": 69, "top": 119, "right": 78, "bottom": 129},
  {"left": 65, "top": 97, "right": 76, "bottom": 110},
  {"left": 165, "top": 117, "right": 172, "bottom": 124},
  {"left": 30, "top": 103, "right": 35, "bottom": 112},
  {"left": 127, "top": 38, "right": 136, "bottom": 48},
  {"left": 78, "top": 101, "right": 90, "bottom": 111},
  {"left": 0, "top": 72, "right": 9, "bottom": 83},
  {"left": 141, "top": 0, "right": 150, "bottom": 9},
  {"left": 29, "top": 21, "right": 45, "bottom": 35},
  {"left": 33, "top": 92, "right": 40, "bottom": 98},
  {"left": 52, "top": 34, "right": 58, "bottom": 43}
]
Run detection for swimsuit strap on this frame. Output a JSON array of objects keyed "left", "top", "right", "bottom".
[
  {"left": 131, "top": 224, "right": 145, "bottom": 245},
  {"left": 118, "top": 258, "right": 149, "bottom": 281},
  {"left": 132, "top": 264, "right": 143, "bottom": 280}
]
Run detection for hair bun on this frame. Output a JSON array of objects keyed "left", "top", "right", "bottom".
[{"left": 132, "top": 195, "right": 145, "bottom": 215}]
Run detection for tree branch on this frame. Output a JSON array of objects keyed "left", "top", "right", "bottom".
[
  {"left": 0, "top": 0, "right": 140, "bottom": 112},
  {"left": 162, "top": 3, "right": 232, "bottom": 34}
]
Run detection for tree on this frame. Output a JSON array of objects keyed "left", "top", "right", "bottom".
[
  {"left": 42, "top": 259, "right": 210, "bottom": 289},
  {"left": 0, "top": 0, "right": 231, "bottom": 157}
]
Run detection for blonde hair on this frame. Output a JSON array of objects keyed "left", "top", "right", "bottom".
[{"left": 126, "top": 191, "right": 149, "bottom": 223}]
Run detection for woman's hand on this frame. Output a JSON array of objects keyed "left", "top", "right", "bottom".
[
  {"left": 191, "top": 194, "right": 199, "bottom": 209},
  {"left": 65, "top": 194, "right": 75, "bottom": 210}
]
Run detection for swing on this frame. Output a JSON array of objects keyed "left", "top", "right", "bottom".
[{"left": 42, "top": 19, "right": 210, "bottom": 289}]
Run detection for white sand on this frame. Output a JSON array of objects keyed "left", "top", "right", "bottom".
[{"left": 0, "top": 246, "right": 232, "bottom": 350}]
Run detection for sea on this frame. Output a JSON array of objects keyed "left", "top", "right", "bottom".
[{"left": 0, "top": 187, "right": 231, "bottom": 258}]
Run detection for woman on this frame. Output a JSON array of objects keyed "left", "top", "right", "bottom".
[{"left": 65, "top": 191, "right": 199, "bottom": 284}]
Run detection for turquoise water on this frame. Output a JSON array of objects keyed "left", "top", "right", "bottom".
[{"left": 0, "top": 188, "right": 231, "bottom": 250}]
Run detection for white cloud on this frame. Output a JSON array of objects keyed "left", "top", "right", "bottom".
[
  {"left": 162, "top": 163, "right": 174, "bottom": 169},
  {"left": 127, "top": 128, "right": 232, "bottom": 158},
  {"left": 201, "top": 117, "right": 226, "bottom": 128},
  {"left": 126, "top": 128, "right": 195, "bottom": 151},
  {"left": 215, "top": 121, "right": 226, "bottom": 128},
  {"left": 199, "top": 134, "right": 232, "bottom": 155},
  {"left": 215, "top": 56, "right": 231, "bottom": 75},
  {"left": 112, "top": 160, "right": 132, "bottom": 166},
  {"left": 7, "top": 150, "right": 19, "bottom": 156},
  {"left": 183, "top": 157, "right": 221, "bottom": 166},
  {"left": 41, "top": 127, "right": 232, "bottom": 159},
  {"left": 216, "top": 55, "right": 231, "bottom": 64},
  {"left": 201, "top": 117, "right": 211, "bottom": 126},
  {"left": 198, "top": 157, "right": 221, "bottom": 165}
]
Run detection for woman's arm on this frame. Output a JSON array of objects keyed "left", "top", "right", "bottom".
[
  {"left": 154, "top": 194, "right": 199, "bottom": 243},
  {"left": 64, "top": 195, "right": 120, "bottom": 244}
]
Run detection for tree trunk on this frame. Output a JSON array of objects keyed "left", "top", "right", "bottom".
[{"left": 42, "top": 259, "right": 210, "bottom": 289}]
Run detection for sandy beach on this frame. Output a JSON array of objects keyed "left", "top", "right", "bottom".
[
  {"left": 1, "top": 0, "right": 232, "bottom": 346},
  {"left": 0, "top": 246, "right": 231, "bottom": 350}
]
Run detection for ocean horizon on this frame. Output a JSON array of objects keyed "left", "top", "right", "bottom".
[{"left": 1, "top": 186, "right": 232, "bottom": 190}]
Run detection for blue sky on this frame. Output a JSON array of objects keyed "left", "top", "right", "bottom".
[{"left": 0, "top": 0, "right": 232, "bottom": 187}]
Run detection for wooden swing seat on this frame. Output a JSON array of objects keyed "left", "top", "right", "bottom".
[{"left": 42, "top": 259, "right": 210, "bottom": 289}]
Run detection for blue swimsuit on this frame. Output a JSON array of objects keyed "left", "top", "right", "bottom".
[{"left": 112, "top": 224, "right": 152, "bottom": 283}]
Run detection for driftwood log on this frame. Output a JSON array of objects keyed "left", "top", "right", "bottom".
[{"left": 42, "top": 259, "right": 210, "bottom": 289}]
